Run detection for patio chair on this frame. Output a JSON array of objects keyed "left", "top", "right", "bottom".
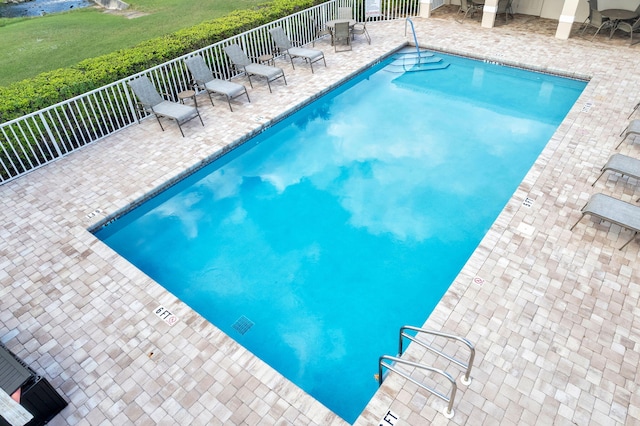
[
  {"left": 311, "top": 17, "right": 331, "bottom": 47},
  {"left": 592, "top": 154, "right": 640, "bottom": 197},
  {"left": 223, "top": 44, "right": 287, "bottom": 93},
  {"left": 616, "top": 119, "right": 640, "bottom": 149},
  {"left": 613, "top": 8, "right": 640, "bottom": 45},
  {"left": 570, "top": 193, "right": 640, "bottom": 250},
  {"left": 351, "top": 21, "right": 371, "bottom": 44},
  {"left": 497, "top": 0, "right": 514, "bottom": 22},
  {"left": 457, "top": 0, "right": 482, "bottom": 21},
  {"left": 184, "top": 55, "right": 250, "bottom": 112},
  {"left": 333, "top": 21, "right": 352, "bottom": 52},
  {"left": 268, "top": 26, "right": 326, "bottom": 73},
  {"left": 128, "top": 76, "right": 203, "bottom": 137},
  {"left": 338, "top": 6, "right": 353, "bottom": 20},
  {"left": 580, "top": 0, "right": 607, "bottom": 36}
]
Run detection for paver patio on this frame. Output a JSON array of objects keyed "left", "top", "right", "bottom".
[{"left": 1, "top": 5, "right": 640, "bottom": 425}]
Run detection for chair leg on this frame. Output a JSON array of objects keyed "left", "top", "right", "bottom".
[
  {"left": 569, "top": 214, "right": 584, "bottom": 231},
  {"left": 155, "top": 115, "right": 165, "bottom": 132},
  {"left": 226, "top": 96, "right": 233, "bottom": 112},
  {"left": 619, "top": 231, "right": 638, "bottom": 250},
  {"left": 207, "top": 92, "right": 215, "bottom": 108},
  {"left": 176, "top": 121, "right": 185, "bottom": 137},
  {"left": 629, "top": 102, "right": 640, "bottom": 119},
  {"left": 591, "top": 171, "right": 606, "bottom": 186}
]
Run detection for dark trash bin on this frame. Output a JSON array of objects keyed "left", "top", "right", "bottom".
[{"left": 0, "top": 342, "right": 67, "bottom": 426}]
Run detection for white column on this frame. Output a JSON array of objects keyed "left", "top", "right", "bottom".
[
  {"left": 420, "top": 0, "right": 432, "bottom": 18},
  {"left": 481, "top": 0, "right": 499, "bottom": 28},
  {"left": 555, "top": 0, "right": 580, "bottom": 39}
]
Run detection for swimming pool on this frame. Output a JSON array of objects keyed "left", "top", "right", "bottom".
[{"left": 95, "top": 50, "right": 585, "bottom": 423}]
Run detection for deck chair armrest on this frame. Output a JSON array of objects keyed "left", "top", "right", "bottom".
[{"left": 135, "top": 101, "right": 152, "bottom": 112}]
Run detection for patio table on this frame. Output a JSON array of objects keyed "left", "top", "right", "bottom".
[{"left": 599, "top": 9, "right": 639, "bottom": 38}]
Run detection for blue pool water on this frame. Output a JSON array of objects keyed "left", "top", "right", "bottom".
[{"left": 95, "top": 51, "right": 585, "bottom": 423}]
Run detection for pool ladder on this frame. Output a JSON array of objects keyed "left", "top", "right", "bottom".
[{"left": 378, "top": 326, "right": 476, "bottom": 419}]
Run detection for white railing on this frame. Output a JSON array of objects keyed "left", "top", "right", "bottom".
[{"left": 0, "top": 0, "right": 419, "bottom": 184}]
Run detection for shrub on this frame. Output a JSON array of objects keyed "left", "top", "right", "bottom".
[{"left": 0, "top": 0, "right": 323, "bottom": 123}]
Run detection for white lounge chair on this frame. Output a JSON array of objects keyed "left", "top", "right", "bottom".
[
  {"left": 570, "top": 193, "right": 640, "bottom": 250},
  {"left": 184, "top": 55, "right": 250, "bottom": 112},
  {"left": 223, "top": 44, "right": 287, "bottom": 93},
  {"left": 128, "top": 76, "right": 203, "bottom": 137},
  {"left": 268, "top": 26, "right": 326, "bottom": 73}
]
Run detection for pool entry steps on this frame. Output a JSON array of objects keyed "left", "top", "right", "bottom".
[
  {"left": 389, "top": 18, "right": 450, "bottom": 73},
  {"left": 378, "top": 326, "right": 475, "bottom": 419},
  {"left": 384, "top": 47, "right": 450, "bottom": 73}
]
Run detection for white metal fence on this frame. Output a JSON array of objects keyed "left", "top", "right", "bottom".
[{"left": 0, "top": 0, "right": 420, "bottom": 184}]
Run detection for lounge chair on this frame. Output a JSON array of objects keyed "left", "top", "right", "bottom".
[
  {"left": 592, "top": 154, "right": 640, "bottom": 194},
  {"left": 268, "top": 26, "right": 326, "bottom": 73},
  {"left": 616, "top": 120, "right": 640, "bottom": 149},
  {"left": 128, "top": 76, "right": 203, "bottom": 137},
  {"left": 333, "top": 22, "right": 352, "bottom": 52},
  {"left": 223, "top": 44, "right": 287, "bottom": 93},
  {"left": 184, "top": 55, "right": 250, "bottom": 112},
  {"left": 570, "top": 193, "right": 640, "bottom": 250}
]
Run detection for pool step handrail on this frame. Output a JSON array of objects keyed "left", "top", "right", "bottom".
[
  {"left": 399, "top": 325, "right": 476, "bottom": 386},
  {"left": 378, "top": 355, "right": 457, "bottom": 419},
  {"left": 404, "top": 18, "right": 422, "bottom": 60}
]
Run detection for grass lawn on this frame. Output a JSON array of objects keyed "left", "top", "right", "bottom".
[{"left": 0, "top": 0, "right": 263, "bottom": 87}]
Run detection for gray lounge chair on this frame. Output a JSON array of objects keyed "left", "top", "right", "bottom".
[
  {"left": 128, "top": 76, "right": 203, "bottom": 137},
  {"left": 617, "top": 120, "right": 640, "bottom": 149},
  {"left": 592, "top": 154, "right": 640, "bottom": 193},
  {"left": 184, "top": 55, "right": 250, "bottom": 112},
  {"left": 223, "top": 44, "right": 287, "bottom": 93},
  {"left": 570, "top": 193, "right": 640, "bottom": 250},
  {"left": 268, "top": 26, "right": 326, "bottom": 73}
]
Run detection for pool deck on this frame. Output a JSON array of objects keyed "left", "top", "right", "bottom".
[{"left": 2, "top": 6, "right": 640, "bottom": 425}]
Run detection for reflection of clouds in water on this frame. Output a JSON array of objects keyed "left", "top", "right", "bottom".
[
  {"left": 152, "top": 191, "right": 204, "bottom": 239},
  {"left": 199, "top": 168, "right": 243, "bottom": 200},
  {"left": 282, "top": 317, "right": 346, "bottom": 377},
  {"left": 339, "top": 163, "right": 435, "bottom": 241},
  {"left": 169, "top": 101, "right": 537, "bottom": 242}
]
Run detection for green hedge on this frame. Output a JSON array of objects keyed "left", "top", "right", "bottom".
[{"left": 0, "top": 0, "right": 323, "bottom": 123}]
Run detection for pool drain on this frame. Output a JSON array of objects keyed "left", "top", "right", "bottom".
[{"left": 232, "top": 315, "right": 254, "bottom": 335}]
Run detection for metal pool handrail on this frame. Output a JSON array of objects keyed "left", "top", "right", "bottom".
[
  {"left": 399, "top": 325, "right": 476, "bottom": 385},
  {"left": 404, "top": 17, "right": 421, "bottom": 59},
  {"left": 378, "top": 355, "right": 457, "bottom": 419}
]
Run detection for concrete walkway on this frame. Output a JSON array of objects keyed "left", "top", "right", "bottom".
[{"left": 1, "top": 6, "right": 639, "bottom": 425}]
